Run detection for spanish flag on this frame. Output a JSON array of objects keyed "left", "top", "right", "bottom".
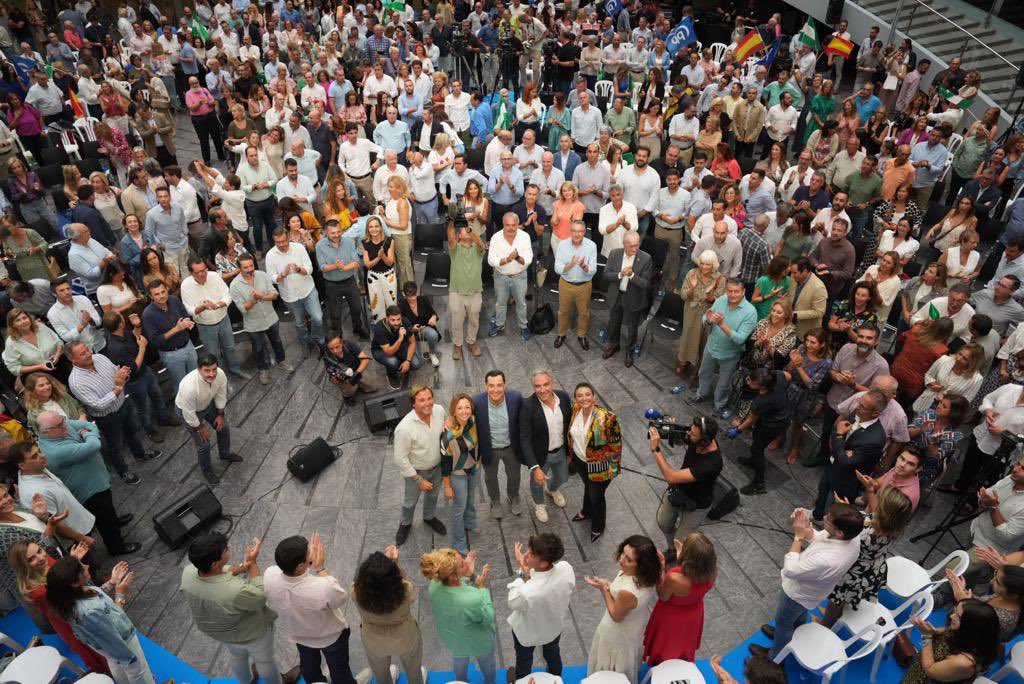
[
  {"left": 734, "top": 29, "right": 765, "bottom": 62},
  {"left": 824, "top": 35, "right": 854, "bottom": 58},
  {"left": 68, "top": 87, "right": 85, "bottom": 119}
]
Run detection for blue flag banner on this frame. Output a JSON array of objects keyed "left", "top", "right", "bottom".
[
  {"left": 605, "top": 0, "right": 623, "bottom": 18},
  {"left": 665, "top": 17, "right": 697, "bottom": 57},
  {"left": 758, "top": 38, "right": 781, "bottom": 67}
]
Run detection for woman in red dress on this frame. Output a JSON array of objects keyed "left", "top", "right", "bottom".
[
  {"left": 7, "top": 539, "right": 127, "bottom": 675},
  {"left": 643, "top": 533, "right": 717, "bottom": 663}
]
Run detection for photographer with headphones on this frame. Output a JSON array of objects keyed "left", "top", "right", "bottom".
[
  {"left": 649, "top": 417, "right": 723, "bottom": 561},
  {"left": 725, "top": 368, "right": 791, "bottom": 498}
]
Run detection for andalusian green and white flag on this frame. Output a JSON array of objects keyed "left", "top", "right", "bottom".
[
  {"left": 496, "top": 98, "right": 512, "bottom": 131},
  {"left": 937, "top": 85, "right": 974, "bottom": 109},
  {"left": 387, "top": 0, "right": 406, "bottom": 12},
  {"left": 191, "top": 18, "right": 210, "bottom": 41},
  {"left": 797, "top": 17, "right": 821, "bottom": 51}
]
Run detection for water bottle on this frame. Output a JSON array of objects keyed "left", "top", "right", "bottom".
[
  {"left": 597, "top": 328, "right": 607, "bottom": 345},
  {"left": 670, "top": 385, "right": 686, "bottom": 394},
  {"left": 643, "top": 408, "right": 662, "bottom": 420}
]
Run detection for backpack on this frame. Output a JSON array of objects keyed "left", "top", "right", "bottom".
[{"left": 528, "top": 302, "right": 555, "bottom": 335}]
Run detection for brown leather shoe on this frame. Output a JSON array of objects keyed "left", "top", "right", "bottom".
[
  {"left": 578, "top": 336, "right": 590, "bottom": 350},
  {"left": 602, "top": 345, "right": 620, "bottom": 359}
]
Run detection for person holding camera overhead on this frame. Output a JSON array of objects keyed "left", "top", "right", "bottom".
[{"left": 649, "top": 417, "right": 723, "bottom": 560}]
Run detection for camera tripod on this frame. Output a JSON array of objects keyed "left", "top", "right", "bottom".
[
  {"left": 910, "top": 435, "right": 1020, "bottom": 564},
  {"left": 451, "top": 49, "right": 486, "bottom": 96},
  {"left": 486, "top": 46, "right": 521, "bottom": 96}
]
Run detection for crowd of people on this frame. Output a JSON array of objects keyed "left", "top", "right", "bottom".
[{"left": 0, "top": 0, "right": 1017, "bottom": 681}]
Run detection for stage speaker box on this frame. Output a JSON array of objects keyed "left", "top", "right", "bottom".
[
  {"left": 287, "top": 437, "right": 337, "bottom": 482},
  {"left": 826, "top": 0, "right": 846, "bottom": 26},
  {"left": 152, "top": 485, "right": 222, "bottom": 548},
  {"left": 364, "top": 388, "right": 412, "bottom": 432},
  {"left": 707, "top": 478, "right": 740, "bottom": 521}
]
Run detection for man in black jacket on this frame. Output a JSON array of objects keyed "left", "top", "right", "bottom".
[
  {"left": 473, "top": 370, "right": 524, "bottom": 518},
  {"left": 602, "top": 233, "right": 652, "bottom": 367},
  {"left": 410, "top": 107, "right": 445, "bottom": 154},
  {"left": 518, "top": 369, "right": 571, "bottom": 523}
]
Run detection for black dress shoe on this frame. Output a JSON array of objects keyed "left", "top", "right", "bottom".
[
  {"left": 748, "top": 644, "right": 770, "bottom": 657},
  {"left": 554, "top": 335, "right": 565, "bottom": 348},
  {"left": 761, "top": 624, "right": 775, "bottom": 640},
  {"left": 590, "top": 530, "right": 603, "bottom": 542},
  {"left": 395, "top": 524, "right": 412, "bottom": 546},
  {"left": 146, "top": 429, "right": 165, "bottom": 443},
  {"left": 219, "top": 452, "right": 244, "bottom": 462},
  {"left": 424, "top": 517, "right": 447, "bottom": 535},
  {"left": 741, "top": 482, "right": 767, "bottom": 496},
  {"left": 117, "top": 513, "right": 134, "bottom": 527},
  {"left": 113, "top": 542, "right": 142, "bottom": 556},
  {"left": 578, "top": 336, "right": 590, "bottom": 351},
  {"left": 137, "top": 450, "right": 161, "bottom": 461},
  {"left": 602, "top": 345, "right": 620, "bottom": 359},
  {"left": 202, "top": 469, "right": 221, "bottom": 485},
  {"left": 624, "top": 353, "right": 633, "bottom": 367}
]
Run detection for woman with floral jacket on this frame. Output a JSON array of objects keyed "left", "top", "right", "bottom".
[{"left": 567, "top": 382, "right": 622, "bottom": 542}]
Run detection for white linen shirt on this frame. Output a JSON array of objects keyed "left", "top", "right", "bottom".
[
  {"left": 17, "top": 470, "right": 95, "bottom": 535},
  {"left": 487, "top": 229, "right": 534, "bottom": 276},
  {"left": 974, "top": 384, "right": 1024, "bottom": 455},
  {"left": 507, "top": 560, "right": 576, "bottom": 647},
  {"left": 174, "top": 367, "right": 228, "bottom": 428},
  {"left": 781, "top": 528, "right": 861, "bottom": 610},
  {"left": 392, "top": 404, "right": 446, "bottom": 476},
  {"left": 47, "top": 296, "right": 104, "bottom": 351},
  {"left": 617, "top": 165, "right": 660, "bottom": 214},
  {"left": 265, "top": 242, "right": 316, "bottom": 302},
  {"left": 971, "top": 471, "right": 1024, "bottom": 555},
  {"left": 180, "top": 272, "right": 232, "bottom": 326},
  {"left": 598, "top": 201, "right": 639, "bottom": 257},
  {"left": 337, "top": 139, "right": 382, "bottom": 178},
  {"left": 168, "top": 180, "right": 202, "bottom": 224}
]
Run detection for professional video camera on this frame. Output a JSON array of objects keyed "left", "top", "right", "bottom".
[
  {"left": 648, "top": 417, "right": 689, "bottom": 447},
  {"left": 451, "top": 22, "right": 466, "bottom": 52},
  {"left": 447, "top": 195, "right": 470, "bottom": 231}
]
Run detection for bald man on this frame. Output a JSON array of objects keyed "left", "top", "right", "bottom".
[{"left": 603, "top": 232, "right": 652, "bottom": 367}]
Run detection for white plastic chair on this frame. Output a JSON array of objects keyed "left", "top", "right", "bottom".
[
  {"left": 710, "top": 42, "right": 728, "bottom": 65},
  {"left": 640, "top": 659, "right": 706, "bottom": 684},
  {"left": 773, "top": 622, "right": 884, "bottom": 684},
  {"left": 884, "top": 550, "right": 970, "bottom": 598},
  {"left": 947, "top": 132, "right": 964, "bottom": 156},
  {"left": 73, "top": 117, "right": 99, "bottom": 142},
  {"left": 514, "top": 674, "right": 563, "bottom": 684},
  {"left": 990, "top": 640, "right": 1024, "bottom": 681},
  {"left": 594, "top": 80, "right": 614, "bottom": 101},
  {"left": 0, "top": 645, "right": 84, "bottom": 684},
  {"left": 693, "top": 40, "right": 703, "bottom": 54},
  {"left": 76, "top": 675, "right": 115, "bottom": 683},
  {"left": 582, "top": 672, "right": 631, "bottom": 684},
  {"left": 834, "top": 590, "right": 934, "bottom": 682},
  {"left": 976, "top": 678, "right": 999, "bottom": 683}
]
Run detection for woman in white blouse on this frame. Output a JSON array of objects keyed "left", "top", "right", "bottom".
[
  {"left": 939, "top": 230, "right": 981, "bottom": 288},
  {"left": 428, "top": 132, "right": 457, "bottom": 180},
  {"left": 515, "top": 82, "right": 543, "bottom": 145},
  {"left": 862, "top": 251, "right": 902, "bottom": 324},
  {"left": 912, "top": 344, "right": 986, "bottom": 413},
  {"left": 96, "top": 262, "right": 143, "bottom": 317},
  {"left": 875, "top": 217, "right": 919, "bottom": 267}
]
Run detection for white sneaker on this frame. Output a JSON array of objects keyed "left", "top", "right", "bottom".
[
  {"left": 355, "top": 668, "right": 374, "bottom": 684},
  {"left": 534, "top": 503, "right": 549, "bottom": 522},
  {"left": 429, "top": 352, "right": 440, "bottom": 368},
  {"left": 389, "top": 664, "right": 400, "bottom": 683},
  {"left": 549, "top": 489, "right": 566, "bottom": 508}
]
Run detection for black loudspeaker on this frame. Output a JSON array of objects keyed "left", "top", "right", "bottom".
[
  {"left": 364, "top": 388, "right": 412, "bottom": 432},
  {"left": 826, "top": 0, "right": 846, "bottom": 26},
  {"left": 152, "top": 485, "right": 222, "bottom": 548},
  {"left": 287, "top": 437, "right": 338, "bottom": 482},
  {"left": 707, "top": 477, "right": 740, "bottom": 521}
]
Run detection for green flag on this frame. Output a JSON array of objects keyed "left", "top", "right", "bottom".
[
  {"left": 928, "top": 302, "right": 940, "bottom": 320},
  {"left": 387, "top": 0, "right": 406, "bottom": 12},
  {"left": 937, "top": 85, "right": 974, "bottom": 110},
  {"left": 797, "top": 17, "right": 821, "bottom": 51},
  {"left": 496, "top": 98, "right": 512, "bottom": 131},
  {"left": 191, "top": 18, "right": 210, "bottom": 41}
]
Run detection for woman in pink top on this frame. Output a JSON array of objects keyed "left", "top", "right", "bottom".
[
  {"left": 5, "top": 94, "right": 43, "bottom": 162},
  {"left": 550, "top": 181, "right": 586, "bottom": 256},
  {"left": 184, "top": 76, "right": 226, "bottom": 165}
]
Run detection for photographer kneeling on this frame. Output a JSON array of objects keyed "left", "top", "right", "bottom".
[{"left": 650, "top": 418, "right": 723, "bottom": 561}]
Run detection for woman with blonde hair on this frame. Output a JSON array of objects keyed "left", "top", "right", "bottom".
[
  {"left": 431, "top": 72, "right": 449, "bottom": 116},
  {"left": 551, "top": 181, "right": 585, "bottom": 255},
  {"left": 677, "top": 250, "right": 725, "bottom": 378},
  {"left": 923, "top": 195, "right": 977, "bottom": 262},
  {"left": 2, "top": 308, "right": 64, "bottom": 381},
  {"left": 420, "top": 548, "right": 495, "bottom": 684},
  {"left": 939, "top": 229, "right": 981, "bottom": 288},
  {"left": 819, "top": 485, "right": 915, "bottom": 627},
  {"left": 429, "top": 132, "right": 456, "bottom": 176},
  {"left": 1, "top": 220, "right": 51, "bottom": 281},
  {"left": 362, "top": 216, "right": 398, "bottom": 323},
  {"left": 913, "top": 344, "right": 986, "bottom": 413},
  {"left": 892, "top": 317, "right": 953, "bottom": 407},
  {"left": 644, "top": 533, "right": 717, "bottom": 663},
  {"left": 441, "top": 393, "right": 480, "bottom": 554},
  {"left": 62, "top": 164, "right": 87, "bottom": 206},
  {"left": 695, "top": 116, "right": 722, "bottom": 157},
  {"left": 379, "top": 176, "right": 413, "bottom": 287},
  {"left": 861, "top": 250, "right": 903, "bottom": 323},
  {"left": 89, "top": 173, "right": 124, "bottom": 231},
  {"left": 23, "top": 372, "right": 86, "bottom": 431}
]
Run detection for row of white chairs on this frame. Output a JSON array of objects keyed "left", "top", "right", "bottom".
[{"left": 0, "top": 631, "right": 93, "bottom": 684}]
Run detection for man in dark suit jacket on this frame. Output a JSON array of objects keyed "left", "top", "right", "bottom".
[
  {"left": 518, "top": 369, "right": 572, "bottom": 523},
  {"left": 812, "top": 389, "right": 886, "bottom": 521},
  {"left": 602, "top": 233, "right": 652, "bottom": 367},
  {"left": 409, "top": 108, "right": 445, "bottom": 153},
  {"left": 71, "top": 184, "right": 117, "bottom": 248},
  {"left": 959, "top": 169, "right": 1004, "bottom": 242},
  {"left": 552, "top": 134, "right": 582, "bottom": 181},
  {"left": 473, "top": 369, "right": 524, "bottom": 518}
]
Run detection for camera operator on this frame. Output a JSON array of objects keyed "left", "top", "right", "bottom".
[
  {"left": 495, "top": 14, "right": 525, "bottom": 91},
  {"left": 517, "top": 7, "right": 548, "bottom": 92},
  {"left": 649, "top": 418, "right": 723, "bottom": 561},
  {"left": 553, "top": 31, "right": 579, "bottom": 96},
  {"left": 455, "top": 19, "right": 487, "bottom": 91},
  {"left": 323, "top": 334, "right": 375, "bottom": 405}
]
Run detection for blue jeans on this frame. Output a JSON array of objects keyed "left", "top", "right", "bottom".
[
  {"left": 160, "top": 344, "right": 198, "bottom": 390},
  {"left": 494, "top": 271, "right": 528, "bottom": 330},
  {"left": 296, "top": 628, "right": 356, "bottom": 684},
  {"left": 126, "top": 366, "right": 170, "bottom": 432},
  {"left": 697, "top": 351, "right": 742, "bottom": 412},
  {"left": 420, "top": 326, "right": 440, "bottom": 354},
  {"left": 372, "top": 345, "right": 424, "bottom": 372},
  {"left": 181, "top": 404, "right": 231, "bottom": 472},
  {"left": 93, "top": 401, "right": 145, "bottom": 475},
  {"left": 197, "top": 317, "right": 241, "bottom": 375},
  {"left": 248, "top": 322, "right": 286, "bottom": 370},
  {"left": 412, "top": 196, "right": 439, "bottom": 224},
  {"left": 453, "top": 648, "right": 495, "bottom": 684},
  {"left": 401, "top": 465, "right": 442, "bottom": 526},
  {"left": 848, "top": 208, "right": 871, "bottom": 240},
  {"left": 450, "top": 470, "right": 479, "bottom": 554},
  {"left": 770, "top": 590, "right": 808, "bottom": 658},
  {"left": 529, "top": 446, "right": 569, "bottom": 505},
  {"left": 286, "top": 289, "right": 324, "bottom": 346}
]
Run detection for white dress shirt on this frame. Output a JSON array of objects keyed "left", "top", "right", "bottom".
[
  {"left": 18, "top": 470, "right": 95, "bottom": 535},
  {"left": 274, "top": 174, "right": 317, "bottom": 211},
  {"left": 781, "top": 527, "right": 861, "bottom": 610},
  {"left": 617, "top": 165, "right": 660, "bottom": 214},
  {"left": 668, "top": 113, "right": 699, "bottom": 148},
  {"left": 174, "top": 367, "right": 228, "bottom": 427},
  {"left": 598, "top": 201, "right": 640, "bottom": 257},
  {"left": 47, "top": 296, "right": 104, "bottom": 351},
  {"left": 971, "top": 470, "right": 1024, "bottom": 555},
  {"left": 337, "top": 139, "right": 383, "bottom": 178},
  {"left": 373, "top": 164, "right": 410, "bottom": 202},
  {"left": 393, "top": 404, "right": 446, "bottom": 476},
  {"left": 180, "top": 272, "right": 232, "bottom": 326},
  {"left": 363, "top": 73, "right": 398, "bottom": 102},
  {"left": 264, "top": 242, "right": 316, "bottom": 302},
  {"left": 529, "top": 167, "right": 565, "bottom": 214},
  {"left": 487, "top": 229, "right": 534, "bottom": 276},
  {"left": 507, "top": 561, "right": 576, "bottom": 647},
  {"left": 444, "top": 92, "right": 472, "bottom": 132},
  {"left": 779, "top": 165, "right": 815, "bottom": 202},
  {"left": 618, "top": 252, "right": 636, "bottom": 292},
  {"left": 263, "top": 566, "right": 349, "bottom": 649},
  {"left": 168, "top": 180, "right": 201, "bottom": 224},
  {"left": 974, "top": 384, "right": 1024, "bottom": 455},
  {"left": 408, "top": 160, "right": 436, "bottom": 202},
  {"left": 765, "top": 104, "right": 799, "bottom": 142}
]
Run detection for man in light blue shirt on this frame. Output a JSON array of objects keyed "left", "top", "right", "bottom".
[
  {"left": 849, "top": 83, "right": 882, "bottom": 122},
  {"left": 486, "top": 151, "right": 525, "bottom": 232},
  {"left": 553, "top": 220, "right": 597, "bottom": 346},
  {"left": 397, "top": 79, "right": 423, "bottom": 128},
  {"left": 680, "top": 52, "right": 705, "bottom": 92},
  {"left": 144, "top": 187, "right": 190, "bottom": 277},
  {"left": 740, "top": 170, "right": 777, "bottom": 229},
  {"left": 469, "top": 91, "right": 493, "bottom": 148},
  {"left": 570, "top": 93, "right": 603, "bottom": 151},
  {"left": 373, "top": 105, "right": 411, "bottom": 157},
  {"left": 687, "top": 279, "right": 757, "bottom": 418},
  {"left": 282, "top": 140, "right": 320, "bottom": 186},
  {"left": 67, "top": 224, "right": 116, "bottom": 294},
  {"left": 316, "top": 221, "right": 370, "bottom": 339},
  {"left": 909, "top": 128, "right": 949, "bottom": 209},
  {"left": 328, "top": 68, "right": 353, "bottom": 114}
]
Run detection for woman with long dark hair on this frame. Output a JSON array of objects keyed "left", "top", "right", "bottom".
[
  {"left": 45, "top": 556, "right": 154, "bottom": 683},
  {"left": 908, "top": 394, "right": 968, "bottom": 493},
  {"left": 901, "top": 598, "right": 1001, "bottom": 683},
  {"left": 352, "top": 545, "right": 423, "bottom": 684},
  {"left": 441, "top": 393, "right": 480, "bottom": 555},
  {"left": 783, "top": 328, "right": 833, "bottom": 464},
  {"left": 828, "top": 280, "right": 880, "bottom": 352},
  {"left": 568, "top": 382, "right": 622, "bottom": 543}
]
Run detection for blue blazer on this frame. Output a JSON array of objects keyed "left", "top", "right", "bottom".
[
  {"left": 472, "top": 389, "right": 523, "bottom": 466},
  {"left": 553, "top": 150, "right": 582, "bottom": 182}
]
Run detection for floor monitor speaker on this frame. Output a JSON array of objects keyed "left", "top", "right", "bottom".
[
  {"left": 152, "top": 485, "right": 222, "bottom": 548},
  {"left": 364, "top": 388, "right": 412, "bottom": 432},
  {"left": 288, "top": 437, "right": 338, "bottom": 482}
]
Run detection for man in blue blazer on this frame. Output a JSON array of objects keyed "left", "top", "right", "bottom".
[
  {"left": 518, "top": 369, "right": 572, "bottom": 523},
  {"left": 472, "top": 369, "right": 524, "bottom": 519},
  {"left": 959, "top": 168, "right": 1004, "bottom": 242},
  {"left": 552, "top": 134, "right": 582, "bottom": 182}
]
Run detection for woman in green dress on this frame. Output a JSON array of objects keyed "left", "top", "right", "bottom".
[
  {"left": 1, "top": 222, "right": 50, "bottom": 281},
  {"left": 545, "top": 91, "right": 571, "bottom": 150},
  {"left": 803, "top": 79, "right": 836, "bottom": 145},
  {"left": 751, "top": 256, "right": 792, "bottom": 319}
]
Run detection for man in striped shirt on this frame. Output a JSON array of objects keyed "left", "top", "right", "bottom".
[{"left": 67, "top": 341, "right": 160, "bottom": 486}]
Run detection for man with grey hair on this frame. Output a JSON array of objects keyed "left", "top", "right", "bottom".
[
  {"left": 598, "top": 184, "right": 638, "bottom": 259},
  {"left": 517, "top": 370, "right": 571, "bottom": 524},
  {"left": 569, "top": 93, "right": 603, "bottom": 153},
  {"left": 372, "top": 149, "right": 410, "bottom": 203},
  {"left": 529, "top": 151, "right": 564, "bottom": 217},
  {"left": 604, "top": 232, "right": 652, "bottom": 366},
  {"left": 488, "top": 213, "right": 533, "bottom": 340},
  {"left": 837, "top": 375, "right": 910, "bottom": 469},
  {"left": 554, "top": 220, "right": 597, "bottom": 350},
  {"left": 66, "top": 224, "right": 116, "bottom": 294},
  {"left": 692, "top": 220, "right": 742, "bottom": 279}
]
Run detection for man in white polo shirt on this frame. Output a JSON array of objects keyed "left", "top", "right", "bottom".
[
  {"left": 180, "top": 256, "right": 250, "bottom": 380},
  {"left": 393, "top": 385, "right": 448, "bottom": 545},
  {"left": 264, "top": 228, "right": 325, "bottom": 355}
]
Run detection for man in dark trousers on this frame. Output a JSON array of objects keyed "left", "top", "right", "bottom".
[
  {"left": 812, "top": 388, "right": 887, "bottom": 522},
  {"left": 518, "top": 369, "right": 571, "bottom": 523},
  {"left": 473, "top": 370, "right": 524, "bottom": 519},
  {"left": 602, "top": 232, "right": 652, "bottom": 367}
]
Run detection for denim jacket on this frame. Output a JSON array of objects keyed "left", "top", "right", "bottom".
[{"left": 71, "top": 591, "right": 139, "bottom": 663}]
